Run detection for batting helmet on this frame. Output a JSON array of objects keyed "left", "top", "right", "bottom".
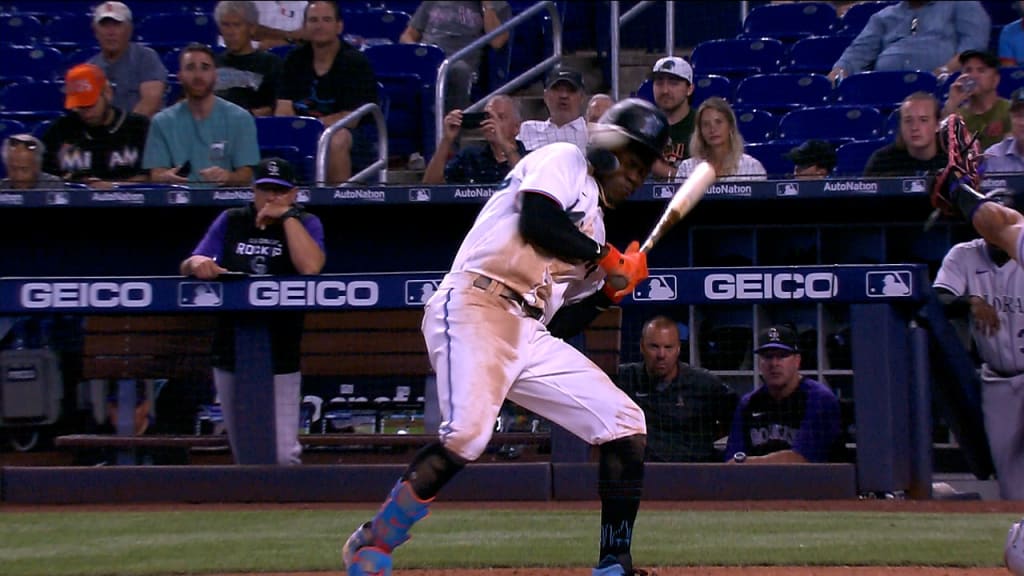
[
  {"left": 1006, "top": 518, "right": 1024, "bottom": 575},
  {"left": 587, "top": 98, "right": 670, "bottom": 173}
]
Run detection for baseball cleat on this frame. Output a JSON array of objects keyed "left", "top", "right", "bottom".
[
  {"left": 592, "top": 554, "right": 654, "bottom": 576},
  {"left": 346, "top": 545, "right": 392, "bottom": 576},
  {"left": 342, "top": 522, "right": 375, "bottom": 569}
]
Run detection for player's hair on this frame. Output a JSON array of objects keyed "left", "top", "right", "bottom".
[
  {"left": 895, "top": 91, "right": 940, "bottom": 149},
  {"left": 214, "top": 1, "right": 259, "bottom": 27},
  {"left": 689, "top": 97, "right": 744, "bottom": 177},
  {"left": 179, "top": 42, "right": 216, "bottom": 65},
  {"left": 641, "top": 315, "right": 680, "bottom": 343},
  {"left": 1, "top": 134, "right": 45, "bottom": 167}
]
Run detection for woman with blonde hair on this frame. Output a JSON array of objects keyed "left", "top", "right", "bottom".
[{"left": 676, "top": 97, "right": 766, "bottom": 180}]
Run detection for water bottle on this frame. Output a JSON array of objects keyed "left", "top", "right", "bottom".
[{"left": 961, "top": 77, "right": 977, "bottom": 95}]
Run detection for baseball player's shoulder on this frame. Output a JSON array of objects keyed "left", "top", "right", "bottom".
[
  {"left": 947, "top": 238, "right": 988, "bottom": 258},
  {"left": 801, "top": 377, "right": 840, "bottom": 404}
]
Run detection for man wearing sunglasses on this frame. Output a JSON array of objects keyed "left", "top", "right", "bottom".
[
  {"left": 0, "top": 134, "right": 63, "bottom": 190},
  {"left": 41, "top": 63, "right": 149, "bottom": 188}
]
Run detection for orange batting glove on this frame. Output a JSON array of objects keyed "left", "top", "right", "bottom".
[{"left": 598, "top": 241, "right": 648, "bottom": 303}]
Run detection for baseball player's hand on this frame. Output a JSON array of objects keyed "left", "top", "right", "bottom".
[
  {"left": 969, "top": 296, "right": 1000, "bottom": 336},
  {"left": 255, "top": 201, "right": 292, "bottom": 230},
  {"left": 187, "top": 256, "right": 228, "bottom": 280},
  {"left": 442, "top": 109, "right": 463, "bottom": 141},
  {"left": 599, "top": 241, "right": 648, "bottom": 302}
]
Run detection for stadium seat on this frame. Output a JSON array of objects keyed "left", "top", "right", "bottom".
[
  {"left": 835, "top": 1, "right": 895, "bottom": 37},
  {"left": 342, "top": 9, "right": 410, "bottom": 45},
  {"left": 782, "top": 35, "right": 852, "bottom": 74},
  {"left": 884, "top": 109, "right": 900, "bottom": 138},
  {"left": 699, "top": 323, "right": 753, "bottom": 371},
  {"left": 740, "top": 2, "right": 838, "bottom": 43},
  {"left": 161, "top": 48, "right": 181, "bottom": 76},
  {"left": 777, "top": 105, "right": 883, "bottom": 144},
  {"left": 998, "top": 67, "right": 1024, "bottom": 99},
  {"left": 834, "top": 138, "right": 887, "bottom": 176},
  {"left": 30, "top": 118, "right": 53, "bottom": 139},
  {"left": 634, "top": 78, "right": 654, "bottom": 104},
  {"left": 41, "top": 12, "right": 94, "bottom": 49},
  {"left": 832, "top": 70, "right": 939, "bottom": 112},
  {"left": 0, "top": 45, "right": 66, "bottom": 82},
  {"left": 733, "top": 73, "right": 832, "bottom": 115},
  {"left": 0, "top": 118, "right": 27, "bottom": 140},
  {"left": 734, "top": 108, "right": 776, "bottom": 144},
  {"left": 364, "top": 43, "right": 446, "bottom": 158},
  {"left": 0, "top": 13, "right": 44, "bottom": 46},
  {"left": 690, "top": 38, "right": 785, "bottom": 79},
  {"left": 691, "top": 74, "right": 733, "bottom": 108},
  {"left": 745, "top": 141, "right": 797, "bottom": 178},
  {"left": 254, "top": 116, "right": 325, "bottom": 184},
  {"left": 135, "top": 12, "right": 218, "bottom": 51},
  {"left": 0, "top": 82, "right": 66, "bottom": 119}
]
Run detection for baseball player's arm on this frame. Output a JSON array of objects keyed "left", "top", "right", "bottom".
[
  {"left": 547, "top": 290, "right": 615, "bottom": 339},
  {"left": 519, "top": 191, "right": 606, "bottom": 262},
  {"left": 282, "top": 215, "right": 326, "bottom": 275}
]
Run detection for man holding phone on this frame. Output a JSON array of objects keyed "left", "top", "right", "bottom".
[{"left": 422, "top": 94, "right": 526, "bottom": 184}]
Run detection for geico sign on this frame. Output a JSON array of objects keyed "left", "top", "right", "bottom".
[
  {"left": 248, "top": 280, "right": 379, "bottom": 307},
  {"left": 20, "top": 282, "right": 153, "bottom": 308},
  {"left": 704, "top": 272, "right": 838, "bottom": 300}
]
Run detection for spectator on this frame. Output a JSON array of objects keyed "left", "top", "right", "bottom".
[
  {"left": 143, "top": 43, "right": 260, "bottom": 186},
  {"left": 275, "top": 1, "right": 379, "bottom": 185},
  {"left": 214, "top": 1, "right": 283, "bottom": 117},
  {"left": 863, "top": 91, "right": 947, "bottom": 176},
  {"left": 649, "top": 56, "right": 696, "bottom": 179},
  {"left": 933, "top": 190, "right": 1024, "bottom": 500},
  {"left": 616, "top": 315, "right": 737, "bottom": 463},
  {"left": 422, "top": 94, "right": 525, "bottom": 184},
  {"left": 517, "top": 65, "right": 588, "bottom": 152},
  {"left": 998, "top": 1, "right": 1024, "bottom": 67},
  {"left": 724, "top": 324, "right": 843, "bottom": 464},
  {"left": 941, "top": 50, "right": 1010, "bottom": 150},
  {"left": 41, "top": 63, "right": 149, "bottom": 188},
  {"left": 983, "top": 88, "right": 1024, "bottom": 174},
  {"left": 785, "top": 139, "right": 837, "bottom": 179},
  {"left": 401, "top": 1, "right": 511, "bottom": 113},
  {"left": 585, "top": 94, "right": 614, "bottom": 123},
  {"left": 249, "top": 1, "right": 308, "bottom": 50},
  {"left": 0, "top": 135, "right": 63, "bottom": 190},
  {"left": 180, "top": 157, "right": 325, "bottom": 465},
  {"left": 826, "top": 1, "right": 990, "bottom": 83},
  {"left": 88, "top": 2, "right": 168, "bottom": 118},
  {"left": 677, "top": 97, "right": 766, "bottom": 180}
]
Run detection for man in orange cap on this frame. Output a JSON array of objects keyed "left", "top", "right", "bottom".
[{"left": 41, "top": 63, "right": 150, "bottom": 187}]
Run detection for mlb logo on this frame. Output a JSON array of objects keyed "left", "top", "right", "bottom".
[
  {"left": 405, "top": 280, "right": 440, "bottom": 304},
  {"left": 652, "top": 185, "right": 675, "bottom": 199},
  {"left": 776, "top": 182, "right": 799, "bottom": 197},
  {"left": 903, "top": 179, "right": 926, "bottom": 193},
  {"left": 179, "top": 282, "right": 224, "bottom": 307},
  {"left": 46, "top": 191, "right": 69, "bottom": 205},
  {"left": 865, "top": 271, "right": 912, "bottom": 297},
  {"left": 633, "top": 275, "right": 677, "bottom": 301},
  {"left": 167, "top": 190, "right": 190, "bottom": 204},
  {"left": 410, "top": 188, "right": 431, "bottom": 202},
  {"left": 297, "top": 189, "right": 310, "bottom": 202}
]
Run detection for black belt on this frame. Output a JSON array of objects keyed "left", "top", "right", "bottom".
[{"left": 472, "top": 276, "right": 543, "bottom": 320}]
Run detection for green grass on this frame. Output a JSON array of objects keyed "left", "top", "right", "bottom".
[{"left": 0, "top": 509, "right": 1016, "bottom": 575}]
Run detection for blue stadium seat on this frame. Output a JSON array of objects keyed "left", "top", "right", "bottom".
[
  {"left": 884, "top": 108, "right": 900, "bottom": 138},
  {"left": 733, "top": 73, "right": 832, "bottom": 115},
  {"left": 745, "top": 141, "right": 797, "bottom": 178},
  {"left": 254, "top": 116, "right": 325, "bottom": 184},
  {"left": 998, "top": 67, "right": 1024, "bottom": 99},
  {"left": 0, "top": 13, "right": 44, "bottom": 46},
  {"left": 832, "top": 70, "right": 939, "bottom": 112},
  {"left": 0, "top": 82, "right": 66, "bottom": 119},
  {"left": 690, "top": 38, "right": 786, "bottom": 80},
  {"left": 982, "top": 0, "right": 1019, "bottom": 25},
  {"left": 30, "top": 118, "right": 53, "bottom": 139},
  {"left": 734, "top": 108, "right": 776, "bottom": 144},
  {"left": 691, "top": 74, "right": 733, "bottom": 108},
  {"left": 740, "top": 2, "right": 838, "bottom": 43},
  {"left": 782, "top": 35, "right": 852, "bottom": 74},
  {"left": 364, "top": 43, "right": 446, "bottom": 158},
  {"left": 0, "top": 45, "right": 66, "bottom": 82},
  {"left": 135, "top": 12, "right": 218, "bottom": 51},
  {"left": 777, "top": 105, "right": 883, "bottom": 143},
  {"left": 0, "top": 119, "right": 27, "bottom": 147},
  {"left": 835, "top": 1, "right": 895, "bottom": 37},
  {"left": 161, "top": 48, "right": 181, "bottom": 76},
  {"left": 342, "top": 9, "right": 410, "bottom": 44},
  {"left": 634, "top": 78, "right": 654, "bottom": 104},
  {"left": 40, "top": 12, "right": 94, "bottom": 49},
  {"left": 835, "top": 139, "right": 888, "bottom": 176}
]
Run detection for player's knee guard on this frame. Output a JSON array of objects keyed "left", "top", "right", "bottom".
[{"left": 347, "top": 546, "right": 393, "bottom": 576}]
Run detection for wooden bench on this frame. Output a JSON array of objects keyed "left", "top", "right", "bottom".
[{"left": 58, "top": 307, "right": 622, "bottom": 461}]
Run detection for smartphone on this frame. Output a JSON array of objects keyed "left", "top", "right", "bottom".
[
  {"left": 176, "top": 160, "right": 192, "bottom": 177},
  {"left": 460, "top": 112, "right": 489, "bottom": 130}
]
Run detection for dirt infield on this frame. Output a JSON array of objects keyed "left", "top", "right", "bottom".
[{"left": 212, "top": 569, "right": 1012, "bottom": 575}]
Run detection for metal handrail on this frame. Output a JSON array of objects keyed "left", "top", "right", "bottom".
[
  {"left": 314, "top": 103, "right": 388, "bottom": 187},
  {"left": 435, "top": 1, "right": 562, "bottom": 143},
  {"left": 610, "top": 1, "right": 675, "bottom": 101}
]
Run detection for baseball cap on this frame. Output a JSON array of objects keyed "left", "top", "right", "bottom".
[
  {"left": 253, "top": 157, "right": 296, "bottom": 188},
  {"left": 1011, "top": 88, "right": 1024, "bottom": 111},
  {"left": 545, "top": 65, "right": 584, "bottom": 90},
  {"left": 754, "top": 325, "right": 800, "bottom": 355},
  {"left": 93, "top": 1, "right": 132, "bottom": 24},
  {"left": 785, "top": 139, "right": 836, "bottom": 170},
  {"left": 651, "top": 56, "right": 694, "bottom": 84},
  {"left": 64, "top": 63, "right": 107, "bottom": 109},
  {"left": 958, "top": 49, "right": 998, "bottom": 69}
]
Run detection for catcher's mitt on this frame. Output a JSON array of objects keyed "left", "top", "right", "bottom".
[{"left": 928, "top": 113, "right": 982, "bottom": 217}]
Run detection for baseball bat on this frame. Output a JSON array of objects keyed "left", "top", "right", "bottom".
[{"left": 640, "top": 161, "right": 717, "bottom": 253}]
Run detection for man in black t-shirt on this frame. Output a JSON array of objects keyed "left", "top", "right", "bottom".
[
  {"left": 42, "top": 63, "right": 149, "bottom": 187},
  {"left": 274, "top": 1, "right": 379, "bottom": 185},
  {"left": 214, "top": 1, "right": 282, "bottom": 116}
]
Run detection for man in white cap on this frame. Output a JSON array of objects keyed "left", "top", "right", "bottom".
[
  {"left": 649, "top": 55, "right": 695, "bottom": 179},
  {"left": 88, "top": 1, "right": 167, "bottom": 118}
]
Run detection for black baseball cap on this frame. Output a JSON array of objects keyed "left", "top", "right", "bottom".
[
  {"left": 959, "top": 49, "right": 999, "bottom": 69},
  {"left": 785, "top": 139, "right": 836, "bottom": 170},
  {"left": 253, "top": 157, "right": 296, "bottom": 188},
  {"left": 754, "top": 325, "right": 800, "bottom": 354},
  {"left": 545, "top": 65, "right": 584, "bottom": 90},
  {"left": 1011, "top": 87, "right": 1024, "bottom": 111}
]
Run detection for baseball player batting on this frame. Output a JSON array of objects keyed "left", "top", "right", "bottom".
[{"left": 341, "top": 99, "right": 670, "bottom": 576}]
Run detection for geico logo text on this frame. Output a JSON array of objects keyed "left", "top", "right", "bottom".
[
  {"left": 248, "top": 280, "right": 380, "bottom": 306},
  {"left": 704, "top": 273, "right": 838, "bottom": 300},
  {"left": 20, "top": 282, "right": 153, "bottom": 308}
]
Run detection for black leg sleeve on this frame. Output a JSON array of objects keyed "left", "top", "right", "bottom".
[
  {"left": 597, "top": 434, "right": 646, "bottom": 569},
  {"left": 401, "top": 441, "right": 468, "bottom": 500}
]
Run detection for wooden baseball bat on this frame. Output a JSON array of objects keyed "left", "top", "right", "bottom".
[{"left": 640, "top": 161, "right": 716, "bottom": 253}]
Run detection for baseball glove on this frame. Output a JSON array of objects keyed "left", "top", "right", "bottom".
[{"left": 928, "top": 113, "right": 982, "bottom": 218}]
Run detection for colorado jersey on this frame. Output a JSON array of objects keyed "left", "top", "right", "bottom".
[
  {"left": 934, "top": 238, "right": 1024, "bottom": 375},
  {"left": 448, "top": 142, "right": 606, "bottom": 318}
]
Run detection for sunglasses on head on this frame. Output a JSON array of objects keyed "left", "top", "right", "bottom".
[{"left": 5, "top": 135, "right": 39, "bottom": 150}]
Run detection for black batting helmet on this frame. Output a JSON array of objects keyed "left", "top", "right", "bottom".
[{"left": 588, "top": 98, "right": 670, "bottom": 171}]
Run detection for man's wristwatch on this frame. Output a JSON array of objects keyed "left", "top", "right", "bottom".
[
  {"left": 282, "top": 207, "right": 303, "bottom": 222},
  {"left": 732, "top": 452, "right": 747, "bottom": 464}
]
